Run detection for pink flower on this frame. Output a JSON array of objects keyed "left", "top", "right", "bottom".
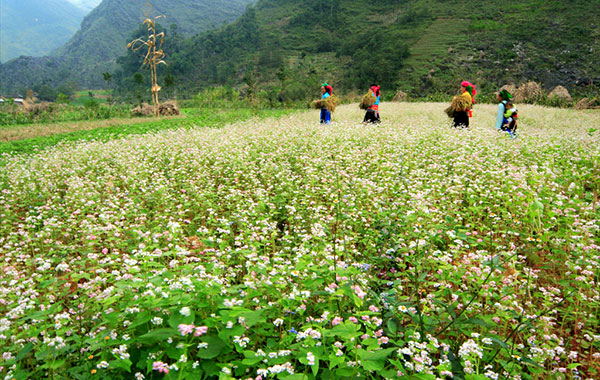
[
  {"left": 194, "top": 326, "right": 208, "bottom": 336},
  {"left": 331, "top": 317, "right": 343, "bottom": 326},
  {"left": 178, "top": 323, "right": 195, "bottom": 336},
  {"left": 369, "top": 305, "right": 379, "bottom": 312},
  {"left": 374, "top": 329, "right": 383, "bottom": 337},
  {"left": 348, "top": 317, "right": 358, "bottom": 323},
  {"left": 351, "top": 285, "right": 366, "bottom": 299},
  {"left": 152, "top": 361, "right": 169, "bottom": 374},
  {"left": 101, "top": 248, "right": 108, "bottom": 254},
  {"left": 378, "top": 336, "right": 389, "bottom": 344}
]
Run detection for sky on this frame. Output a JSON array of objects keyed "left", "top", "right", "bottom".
[{"left": 65, "top": 0, "right": 102, "bottom": 11}]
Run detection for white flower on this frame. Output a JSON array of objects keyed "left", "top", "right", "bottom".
[{"left": 180, "top": 307, "right": 191, "bottom": 317}]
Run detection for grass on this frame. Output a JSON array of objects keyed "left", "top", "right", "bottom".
[
  {"left": 71, "top": 90, "right": 112, "bottom": 106},
  {"left": 0, "top": 107, "right": 296, "bottom": 159}
]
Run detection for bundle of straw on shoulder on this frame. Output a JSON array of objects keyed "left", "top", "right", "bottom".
[
  {"left": 445, "top": 93, "right": 472, "bottom": 117},
  {"left": 359, "top": 90, "right": 376, "bottom": 110},
  {"left": 311, "top": 96, "right": 339, "bottom": 112}
]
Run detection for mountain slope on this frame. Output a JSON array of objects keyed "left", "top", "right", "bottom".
[
  {"left": 0, "top": 0, "right": 254, "bottom": 93},
  {"left": 112, "top": 0, "right": 598, "bottom": 99},
  {"left": 0, "top": 0, "right": 87, "bottom": 62},
  {"left": 2, "top": 0, "right": 599, "bottom": 98}
]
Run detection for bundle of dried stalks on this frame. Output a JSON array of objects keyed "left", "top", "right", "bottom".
[
  {"left": 311, "top": 96, "right": 339, "bottom": 112},
  {"left": 445, "top": 93, "right": 472, "bottom": 117},
  {"left": 359, "top": 91, "right": 376, "bottom": 109}
]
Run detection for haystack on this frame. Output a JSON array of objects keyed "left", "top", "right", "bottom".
[
  {"left": 549, "top": 86, "right": 572, "bottom": 101},
  {"left": 514, "top": 81, "right": 542, "bottom": 102},
  {"left": 24, "top": 101, "right": 53, "bottom": 115},
  {"left": 311, "top": 96, "right": 339, "bottom": 112},
  {"left": 131, "top": 103, "right": 154, "bottom": 116},
  {"left": 158, "top": 101, "right": 180, "bottom": 116},
  {"left": 359, "top": 91, "right": 376, "bottom": 110},
  {"left": 393, "top": 90, "right": 407, "bottom": 102},
  {"left": 499, "top": 84, "right": 517, "bottom": 98},
  {"left": 132, "top": 101, "right": 180, "bottom": 116},
  {"left": 575, "top": 98, "right": 600, "bottom": 110}
]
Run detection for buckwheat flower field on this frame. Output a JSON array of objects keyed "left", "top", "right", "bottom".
[{"left": 1, "top": 103, "right": 599, "bottom": 379}]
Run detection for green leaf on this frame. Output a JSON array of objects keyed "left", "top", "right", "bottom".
[
  {"left": 281, "top": 375, "right": 308, "bottom": 380},
  {"left": 328, "top": 352, "right": 346, "bottom": 369},
  {"left": 362, "top": 359, "right": 384, "bottom": 372},
  {"left": 567, "top": 363, "right": 581, "bottom": 369},
  {"left": 387, "top": 319, "right": 398, "bottom": 335},
  {"left": 357, "top": 347, "right": 396, "bottom": 361},
  {"left": 16, "top": 343, "right": 33, "bottom": 361},
  {"left": 168, "top": 310, "right": 195, "bottom": 329},
  {"left": 461, "top": 317, "right": 490, "bottom": 328},
  {"left": 45, "top": 359, "right": 66, "bottom": 369},
  {"left": 490, "top": 336, "right": 509, "bottom": 350},
  {"left": 137, "top": 328, "right": 176, "bottom": 343},
  {"left": 466, "top": 375, "right": 488, "bottom": 380},
  {"left": 197, "top": 336, "right": 226, "bottom": 359},
  {"left": 520, "top": 357, "right": 543, "bottom": 368},
  {"left": 239, "top": 309, "right": 264, "bottom": 327},
  {"left": 324, "top": 322, "right": 360, "bottom": 338},
  {"left": 311, "top": 357, "right": 319, "bottom": 377},
  {"left": 130, "top": 311, "right": 152, "bottom": 328},
  {"left": 110, "top": 359, "right": 132, "bottom": 372}
]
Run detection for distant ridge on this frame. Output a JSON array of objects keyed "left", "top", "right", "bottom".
[
  {"left": 0, "top": 0, "right": 87, "bottom": 62},
  {"left": 0, "top": 0, "right": 254, "bottom": 93}
]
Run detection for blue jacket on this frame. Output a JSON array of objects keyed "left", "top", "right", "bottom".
[{"left": 495, "top": 101, "right": 507, "bottom": 130}]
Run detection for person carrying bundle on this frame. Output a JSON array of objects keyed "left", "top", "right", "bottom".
[
  {"left": 312, "top": 83, "right": 335, "bottom": 124},
  {"left": 495, "top": 89, "right": 518, "bottom": 137},
  {"left": 445, "top": 81, "right": 476, "bottom": 128},
  {"left": 360, "top": 85, "right": 381, "bottom": 124}
]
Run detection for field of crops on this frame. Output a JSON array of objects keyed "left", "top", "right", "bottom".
[{"left": 0, "top": 103, "right": 599, "bottom": 379}]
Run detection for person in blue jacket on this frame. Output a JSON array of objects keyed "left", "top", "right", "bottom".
[
  {"left": 495, "top": 90, "right": 518, "bottom": 137},
  {"left": 320, "top": 83, "right": 333, "bottom": 124}
]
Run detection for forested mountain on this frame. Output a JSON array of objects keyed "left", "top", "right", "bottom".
[
  {"left": 0, "top": 0, "right": 254, "bottom": 94},
  {"left": 2, "top": 0, "right": 598, "bottom": 99},
  {"left": 113, "top": 0, "right": 600, "bottom": 101},
  {"left": 0, "top": 0, "right": 87, "bottom": 62}
]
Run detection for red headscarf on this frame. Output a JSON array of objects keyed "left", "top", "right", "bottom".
[
  {"left": 461, "top": 81, "right": 476, "bottom": 103},
  {"left": 370, "top": 85, "right": 380, "bottom": 96},
  {"left": 322, "top": 83, "right": 333, "bottom": 95}
]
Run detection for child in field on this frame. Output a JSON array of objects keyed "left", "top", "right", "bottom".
[{"left": 362, "top": 85, "right": 381, "bottom": 124}]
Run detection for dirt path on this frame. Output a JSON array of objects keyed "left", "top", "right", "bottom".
[{"left": 0, "top": 115, "right": 184, "bottom": 142}]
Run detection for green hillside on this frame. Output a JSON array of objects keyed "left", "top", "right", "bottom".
[
  {"left": 111, "top": 0, "right": 600, "bottom": 101},
  {"left": 0, "top": 0, "right": 87, "bottom": 62},
  {"left": 2, "top": 0, "right": 599, "bottom": 99}
]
